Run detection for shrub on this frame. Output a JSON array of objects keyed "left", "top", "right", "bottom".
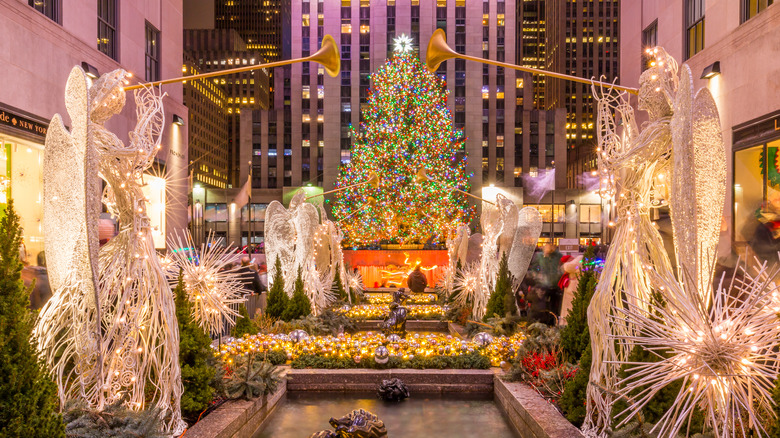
[
  {"left": 0, "top": 200, "right": 65, "bottom": 437},
  {"left": 331, "top": 268, "right": 349, "bottom": 302},
  {"left": 265, "top": 257, "right": 288, "bottom": 319},
  {"left": 63, "top": 398, "right": 164, "bottom": 438},
  {"left": 282, "top": 268, "right": 312, "bottom": 321},
  {"left": 560, "top": 246, "right": 596, "bottom": 363},
  {"left": 232, "top": 304, "right": 258, "bottom": 339},
  {"left": 174, "top": 273, "right": 216, "bottom": 422},
  {"left": 223, "top": 356, "right": 283, "bottom": 400},
  {"left": 503, "top": 347, "right": 577, "bottom": 405},
  {"left": 484, "top": 252, "right": 514, "bottom": 322},
  {"left": 290, "top": 352, "right": 490, "bottom": 370},
  {"left": 559, "top": 345, "right": 591, "bottom": 427}
]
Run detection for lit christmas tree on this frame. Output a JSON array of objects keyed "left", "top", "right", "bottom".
[{"left": 332, "top": 36, "right": 474, "bottom": 245}]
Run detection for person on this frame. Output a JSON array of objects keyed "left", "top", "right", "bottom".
[
  {"left": 748, "top": 189, "right": 780, "bottom": 269},
  {"left": 407, "top": 265, "right": 427, "bottom": 293},
  {"left": 531, "top": 243, "right": 564, "bottom": 319},
  {"left": 236, "top": 256, "right": 265, "bottom": 295}
]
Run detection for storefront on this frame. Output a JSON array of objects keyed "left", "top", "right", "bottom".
[
  {"left": 732, "top": 111, "right": 780, "bottom": 257},
  {"left": 0, "top": 105, "right": 49, "bottom": 266}
]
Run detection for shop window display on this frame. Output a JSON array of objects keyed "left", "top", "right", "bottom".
[
  {"left": 734, "top": 139, "right": 780, "bottom": 265},
  {"left": 1, "top": 140, "right": 45, "bottom": 266}
]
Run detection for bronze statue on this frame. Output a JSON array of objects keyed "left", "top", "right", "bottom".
[
  {"left": 309, "top": 409, "right": 388, "bottom": 438},
  {"left": 380, "top": 288, "right": 409, "bottom": 336},
  {"left": 377, "top": 378, "right": 409, "bottom": 402}
]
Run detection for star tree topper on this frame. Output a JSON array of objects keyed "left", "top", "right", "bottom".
[{"left": 393, "top": 34, "right": 414, "bottom": 53}]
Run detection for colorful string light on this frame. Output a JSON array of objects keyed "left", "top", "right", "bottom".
[{"left": 331, "top": 51, "right": 474, "bottom": 245}]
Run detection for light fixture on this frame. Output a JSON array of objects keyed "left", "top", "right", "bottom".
[
  {"left": 700, "top": 61, "right": 721, "bottom": 79},
  {"left": 81, "top": 62, "right": 100, "bottom": 79},
  {"left": 173, "top": 114, "right": 185, "bottom": 126}
]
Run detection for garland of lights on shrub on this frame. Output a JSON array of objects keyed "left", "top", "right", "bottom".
[{"left": 331, "top": 45, "right": 474, "bottom": 245}]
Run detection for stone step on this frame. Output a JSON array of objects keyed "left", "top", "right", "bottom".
[{"left": 287, "top": 368, "right": 495, "bottom": 393}]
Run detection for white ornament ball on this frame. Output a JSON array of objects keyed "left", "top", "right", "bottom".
[
  {"left": 289, "top": 329, "right": 309, "bottom": 343},
  {"left": 374, "top": 346, "right": 390, "bottom": 364},
  {"left": 472, "top": 332, "right": 494, "bottom": 348}
]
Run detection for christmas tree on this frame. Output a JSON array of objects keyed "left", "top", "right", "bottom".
[
  {"left": 0, "top": 200, "right": 65, "bottom": 437},
  {"left": 332, "top": 37, "right": 474, "bottom": 245}
]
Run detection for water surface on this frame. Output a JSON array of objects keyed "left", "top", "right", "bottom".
[{"left": 253, "top": 392, "right": 519, "bottom": 437}]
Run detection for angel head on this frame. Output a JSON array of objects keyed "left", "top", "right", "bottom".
[
  {"left": 88, "top": 69, "right": 130, "bottom": 124},
  {"left": 638, "top": 47, "right": 679, "bottom": 120}
]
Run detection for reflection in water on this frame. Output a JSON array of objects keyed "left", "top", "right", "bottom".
[{"left": 253, "top": 392, "right": 519, "bottom": 438}]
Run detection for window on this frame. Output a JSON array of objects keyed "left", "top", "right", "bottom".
[
  {"left": 734, "top": 139, "right": 780, "bottom": 248},
  {"left": 538, "top": 205, "right": 566, "bottom": 223},
  {"left": 685, "top": 0, "right": 705, "bottom": 59},
  {"left": 98, "top": 0, "right": 117, "bottom": 60},
  {"left": 743, "top": 0, "right": 774, "bottom": 21},
  {"left": 579, "top": 205, "right": 601, "bottom": 224},
  {"left": 641, "top": 21, "right": 658, "bottom": 71},
  {"left": 29, "top": 0, "right": 59, "bottom": 23},
  {"left": 145, "top": 22, "right": 160, "bottom": 82}
]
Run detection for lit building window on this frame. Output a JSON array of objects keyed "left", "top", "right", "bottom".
[
  {"left": 360, "top": 24, "right": 370, "bottom": 33},
  {"left": 342, "top": 23, "right": 352, "bottom": 33},
  {"left": 97, "top": 0, "right": 117, "bottom": 60}
]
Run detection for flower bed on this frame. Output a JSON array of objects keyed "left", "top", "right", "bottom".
[
  {"left": 338, "top": 303, "right": 446, "bottom": 320},
  {"left": 216, "top": 332, "right": 525, "bottom": 369},
  {"left": 363, "top": 293, "right": 438, "bottom": 304}
]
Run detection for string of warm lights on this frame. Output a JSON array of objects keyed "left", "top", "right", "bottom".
[
  {"left": 363, "top": 293, "right": 437, "bottom": 304},
  {"left": 331, "top": 49, "right": 474, "bottom": 245},
  {"left": 338, "top": 304, "right": 445, "bottom": 320}
]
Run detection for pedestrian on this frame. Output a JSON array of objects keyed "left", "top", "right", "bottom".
[
  {"left": 236, "top": 256, "right": 265, "bottom": 296},
  {"left": 530, "top": 243, "right": 564, "bottom": 320}
]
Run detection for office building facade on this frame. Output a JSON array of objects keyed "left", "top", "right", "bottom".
[
  {"left": 622, "top": 1, "right": 780, "bottom": 253},
  {"left": 0, "top": 0, "right": 188, "bottom": 254}
]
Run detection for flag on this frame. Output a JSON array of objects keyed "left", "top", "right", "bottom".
[{"left": 233, "top": 174, "right": 251, "bottom": 209}]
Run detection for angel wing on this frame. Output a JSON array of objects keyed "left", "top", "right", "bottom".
[
  {"left": 670, "top": 64, "right": 725, "bottom": 303},
  {"left": 38, "top": 66, "right": 103, "bottom": 406},
  {"left": 293, "top": 202, "right": 320, "bottom": 272},
  {"left": 496, "top": 194, "right": 519, "bottom": 256},
  {"left": 43, "top": 66, "right": 102, "bottom": 295},
  {"left": 264, "top": 200, "right": 295, "bottom": 288},
  {"left": 508, "top": 207, "right": 543, "bottom": 284}
]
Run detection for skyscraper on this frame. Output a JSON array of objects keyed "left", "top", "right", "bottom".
[
  {"left": 183, "top": 23, "right": 271, "bottom": 189},
  {"left": 256, "top": 0, "right": 567, "bottom": 196},
  {"left": 546, "top": 0, "right": 620, "bottom": 189}
]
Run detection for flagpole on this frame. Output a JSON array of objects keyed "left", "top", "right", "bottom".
[{"left": 248, "top": 162, "right": 253, "bottom": 256}]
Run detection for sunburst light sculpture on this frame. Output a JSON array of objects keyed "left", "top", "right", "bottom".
[{"left": 166, "top": 231, "right": 247, "bottom": 335}]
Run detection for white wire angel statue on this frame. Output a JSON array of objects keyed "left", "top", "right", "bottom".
[
  {"left": 35, "top": 66, "right": 184, "bottom": 434},
  {"left": 265, "top": 191, "right": 336, "bottom": 312},
  {"left": 584, "top": 48, "right": 679, "bottom": 435}
]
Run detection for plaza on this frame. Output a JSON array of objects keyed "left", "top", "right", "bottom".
[{"left": 1, "top": 0, "right": 780, "bottom": 437}]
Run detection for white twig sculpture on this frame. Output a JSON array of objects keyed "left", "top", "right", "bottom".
[
  {"left": 35, "top": 67, "right": 184, "bottom": 433},
  {"left": 166, "top": 231, "right": 247, "bottom": 335},
  {"left": 584, "top": 48, "right": 679, "bottom": 434},
  {"left": 265, "top": 191, "right": 335, "bottom": 312},
  {"left": 611, "top": 259, "right": 780, "bottom": 438},
  {"left": 586, "top": 47, "right": 776, "bottom": 438}
]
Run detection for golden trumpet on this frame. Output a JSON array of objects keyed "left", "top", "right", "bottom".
[
  {"left": 426, "top": 29, "right": 638, "bottom": 95},
  {"left": 124, "top": 34, "right": 340, "bottom": 91}
]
